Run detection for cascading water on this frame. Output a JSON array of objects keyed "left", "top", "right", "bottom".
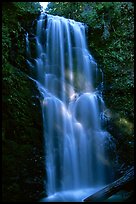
[{"left": 26, "top": 13, "right": 115, "bottom": 202}]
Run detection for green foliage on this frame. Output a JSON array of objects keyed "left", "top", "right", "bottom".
[
  {"left": 12, "top": 2, "right": 41, "bottom": 13},
  {"left": 2, "top": 2, "right": 45, "bottom": 202},
  {"left": 47, "top": 2, "right": 85, "bottom": 20},
  {"left": 2, "top": 2, "right": 41, "bottom": 74},
  {"left": 2, "top": 65, "right": 45, "bottom": 202}
]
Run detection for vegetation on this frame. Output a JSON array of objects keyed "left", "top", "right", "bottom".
[{"left": 2, "top": 2, "right": 45, "bottom": 202}]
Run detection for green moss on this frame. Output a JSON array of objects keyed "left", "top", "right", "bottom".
[
  {"left": 2, "top": 2, "right": 45, "bottom": 202},
  {"left": 2, "top": 61, "right": 45, "bottom": 201}
]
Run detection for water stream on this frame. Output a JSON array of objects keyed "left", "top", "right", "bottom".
[{"left": 26, "top": 13, "right": 115, "bottom": 202}]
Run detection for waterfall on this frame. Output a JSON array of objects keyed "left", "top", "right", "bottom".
[{"left": 26, "top": 13, "right": 115, "bottom": 202}]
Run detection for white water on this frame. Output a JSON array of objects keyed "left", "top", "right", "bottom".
[{"left": 26, "top": 13, "right": 115, "bottom": 202}]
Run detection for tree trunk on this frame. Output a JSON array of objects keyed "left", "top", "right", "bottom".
[{"left": 83, "top": 166, "right": 134, "bottom": 202}]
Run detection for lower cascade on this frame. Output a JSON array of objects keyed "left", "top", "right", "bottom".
[{"left": 26, "top": 13, "right": 115, "bottom": 202}]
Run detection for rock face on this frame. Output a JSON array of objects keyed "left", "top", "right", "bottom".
[{"left": 2, "top": 2, "right": 45, "bottom": 202}]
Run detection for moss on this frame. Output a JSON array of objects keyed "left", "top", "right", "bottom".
[
  {"left": 2, "top": 62, "right": 45, "bottom": 201},
  {"left": 2, "top": 2, "right": 45, "bottom": 202},
  {"left": 106, "top": 113, "right": 134, "bottom": 167},
  {"left": 2, "top": 2, "right": 41, "bottom": 74}
]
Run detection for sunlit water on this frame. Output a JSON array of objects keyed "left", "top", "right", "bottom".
[{"left": 26, "top": 13, "right": 115, "bottom": 202}]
